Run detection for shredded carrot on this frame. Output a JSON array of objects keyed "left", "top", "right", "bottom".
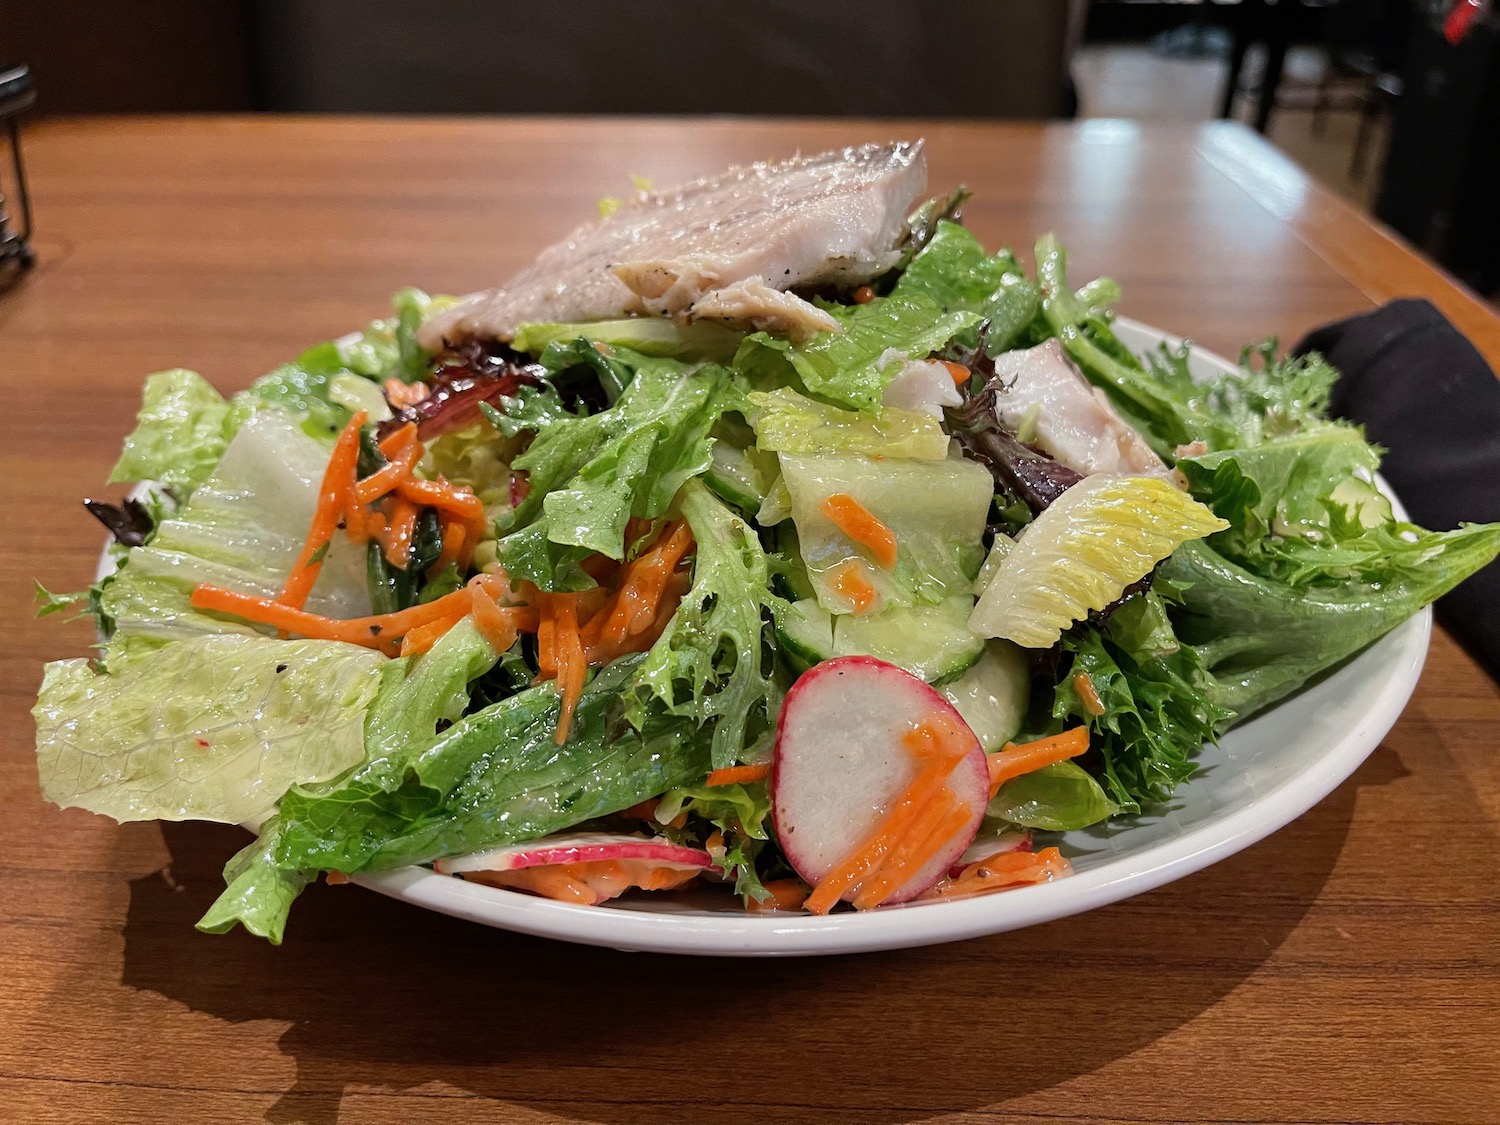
[
  {"left": 467, "top": 585, "right": 520, "bottom": 654},
  {"left": 382, "top": 379, "right": 430, "bottom": 408},
  {"left": 400, "top": 613, "right": 467, "bottom": 658},
  {"left": 431, "top": 521, "right": 468, "bottom": 577},
  {"left": 942, "top": 360, "right": 971, "bottom": 386},
  {"left": 1073, "top": 672, "right": 1105, "bottom": 717},
  {"left": 748, "top": 879, "right": 809, "bottom": 913},
  {"left": 987, "top": 727, "right": 1090, "bottom": 798},
  {"left": 804, "top": 718, "right": 971, "bottom": 915},
  {"left": 325, "top": 870, "right": 351, "bottom": 886},
  {"left": 851, "top": 285, "right": 876, "bottom": 305},
  {"left": 191, "top": 582, "right": 474, "bottom": 651},
  {"left": 821, "top": 493, "right": 898, "bottom": 569},
  {"left": 705, "top": 763, "right": 771, "bottom": 787},
  {"left": 550, "top": 595, "right": 586, "bottom": 745},
  {"left": 396, "top": 476, "right": 486, "bottom": 523},
  {"left": 851, "top": 794, "right": 969, "bottom": 910},
  {"left": 380, "top": 496, "right": 419, "bottom": 568},
  {"left": 378, "top": 422, "right": 418, "bottom": 457},
  {"left": 921, "top": 847, "right": 1072, "bottom": 899},
  {"left": 355, "top": 440, "right": 420, "bottom": 505},
  {"left": 276, "top": 410, "right": 366, "bottom": 610},
  {"left": 829, "top": 559, "right": 880, "bottom": 616}
]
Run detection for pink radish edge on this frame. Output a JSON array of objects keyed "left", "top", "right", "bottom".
[
  {"left": 772, "top": 655, "right": 989, "bottom": 907},
  {"left": 434, "top": 832, "right": 713, "bottom": 876}
]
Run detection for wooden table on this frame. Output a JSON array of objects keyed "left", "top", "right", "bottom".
[{"left": 4, "top": 117, "right": 1499, "bottom": 1125}]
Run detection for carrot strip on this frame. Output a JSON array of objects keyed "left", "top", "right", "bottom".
[
  {"left": 399, "top": 613, "right": 466, "bottom": 658},
  {"left": 378, "top": 422, "right": 418, "bottom": 457},
  {"left": 747, "top": 879, "right": 809, "bottom": 913},
  {"left": 382, "top": 379, "right": 430, "bottom": 408},
  {"left": 276, "top": 410, "right": 366, "bottom": 610},
  {"left": 395, "top": 477, "right": 486, "bottom": 523},
  {"left": 921, "top": 847, "right": 1072, "bottom": 900},
  {"left": 851, "top": 794, "right": 969, "bottom": 910},
  {"left": 942, "top": 360, "right": 972, "bottom": 386},
  {"left": 535, "top": 596, "right": 558, "bottom": 679},
  {"left": 597, "top": 521, "right": 693, "bottom": 648},
  {"left": 1073, "top": 672, "right": 1105, "bottom": 717},
  {"left": 987, "top": 727, "right": 1090, "bottom": 798},
  {"left": 821, "top": 494, "right": 898, "bottom": 569},
  {"left": 705, "top": 763, "right": 771, "bottom": 787},
  {"left": 804, "top": 716, "right": 973, "bottom": 915},
  {"left": 829, "top": 559, "right": 879, "bottom": 616},
  {"left": 380, "top": 497, "right": 419, "bottom": 568},
  {"left": 355, "top": 441, "right": 420, "bottom": 505},
  {"left": 552, "top": 596, "right": 585, "bottom": 745},
  {"left": 468, "top": 585, "right": 520, "bottom": 654},
  {"left": 190, "top": 582, "right": 474, "bottom": 649},
  {"left": 431, "top": 521, "right": 468, "bottom": 577}
]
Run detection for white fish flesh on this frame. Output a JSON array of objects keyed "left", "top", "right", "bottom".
[
  {"left": 418, "top": 141, "right": 928, "bottom": 348},
  {"left": 987, "top": 340, "right": 1173, "bottom": 481}
]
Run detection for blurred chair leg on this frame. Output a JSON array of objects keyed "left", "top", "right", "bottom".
[
  {"left": 1253, "top": 36, "right": 1289, "bottom": 133},
  {"left": 1219, "top": 31, "right": 1251, "bottom": 117},
  {"left": 1311, "top": 71, "right": 1332, "bottom": 139},
  {"left": 1349, "top": 89, "right": 1379, "bottom": 181}
]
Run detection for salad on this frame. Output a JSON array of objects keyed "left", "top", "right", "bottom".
[{"left": 32, "top": 141, "right": 1500, "bottom": 944}]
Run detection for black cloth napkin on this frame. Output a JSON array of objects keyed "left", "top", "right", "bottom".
[{"left": 1294, "top": 298, "right": 1500, "bottom": 679}]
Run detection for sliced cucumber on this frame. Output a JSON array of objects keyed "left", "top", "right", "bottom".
[
  {"left": 939, "top": 641, "right": 1031, "bottom": 751},
  {"left": 704, "top": 420, "right": 778, "bottom": 513},
  {"left": 780, "top": 453, "right": 992, "bottom": 614},
  {"left": 776, "top": 599, "right": 834, "bottom": 674},
  {"left": 774, "top": 596, "right": 984, "bottom": 685},
  {"left": 771, "top": 524, "right": 817, "bottom": 603}
]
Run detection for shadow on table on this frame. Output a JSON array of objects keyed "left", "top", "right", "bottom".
[{"left": 118, "top": 747, "right": 1407, "bottom": 1125}]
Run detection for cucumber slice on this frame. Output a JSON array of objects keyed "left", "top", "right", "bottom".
[
  {"left": 939, "top": 641, "right": 1031, "bottom": 751},
  {"left": 774, "top": 596, "right": 984, "bottom": 685},
  {"left": 705, "top": 439, "right": 778, "bottom": 512},
  {"left": 776, "top": 599, "right": 834, "bottom": 674},
  {"left": 781, "top": 453, "right": 992, "bottom": 614},
  {"left": 771, "top": 524, "right": 817, "bottom": 603}
]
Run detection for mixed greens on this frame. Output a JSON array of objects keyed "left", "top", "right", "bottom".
[{"left": 34, "top": 209, "right": 1500, "bottom": 943}]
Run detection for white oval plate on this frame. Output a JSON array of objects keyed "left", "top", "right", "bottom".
[
  {"left": 114, "top": 318, "right": 1430, "bottom": 956},
  {"left": 350, "top": 317, "right": 1430, "bottom": 955}
]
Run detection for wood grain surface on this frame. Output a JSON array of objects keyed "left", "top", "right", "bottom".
[{"left": 3, "top": 117, "right": 1498, "bottom": 1125}]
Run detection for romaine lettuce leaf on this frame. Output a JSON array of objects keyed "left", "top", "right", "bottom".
[
  {"left": 513, "top": 318, "right": 743, "bottom": 362},
  {"left": 732, "top": 292, "right": 978, "bottom": 412},
  {"left": 273, "top": 654, "right": 707, "bottom": 874},
  {"left": 100, "top": 408, "right": 372, "bottom": 664},
  {"left": 195, "top": 819, "right": 308, "bottom": 945},
  {"left": 626, "top": 480, "right": 779, "bottom": 769},
  {"left": 746, "top": 386, "right": 949, "bottom": 459},
  {"left": 891, "top": 220, "right": 1040, "bottom": 352},
  {"left": 34, "top": 633, "right": 386, "bottom": 824},
  {"left": 497, "top": 361, "right": 740, "bottom": 590},
  {"left": 109, "top": 370, "right": 235, "bottom": 498}
]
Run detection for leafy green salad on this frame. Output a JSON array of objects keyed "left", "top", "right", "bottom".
[{"left": 33, "top": 163, "right": 1500, "bottom": 943}]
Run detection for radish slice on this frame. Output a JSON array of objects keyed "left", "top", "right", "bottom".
[
  {"left": 433, "top": 832, "right": 713, "bottom": 876},
  {"left": 948, "top": 828, "right": 1033, "bottom": 877},
  {"left": 772, "top": 655, "right": 989, "bottom": 907}
]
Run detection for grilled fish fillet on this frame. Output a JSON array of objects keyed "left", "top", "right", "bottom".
[
  {"left": 417, "top": 141, "right": 928, "bottom": 349},
  {"left": 989, "top": 340, "right": 1175, "bottom": 481}
]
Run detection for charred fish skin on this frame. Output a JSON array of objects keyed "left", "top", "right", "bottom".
[{"left": 418, "top": 141, "right": 928, "bottom": 348}]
